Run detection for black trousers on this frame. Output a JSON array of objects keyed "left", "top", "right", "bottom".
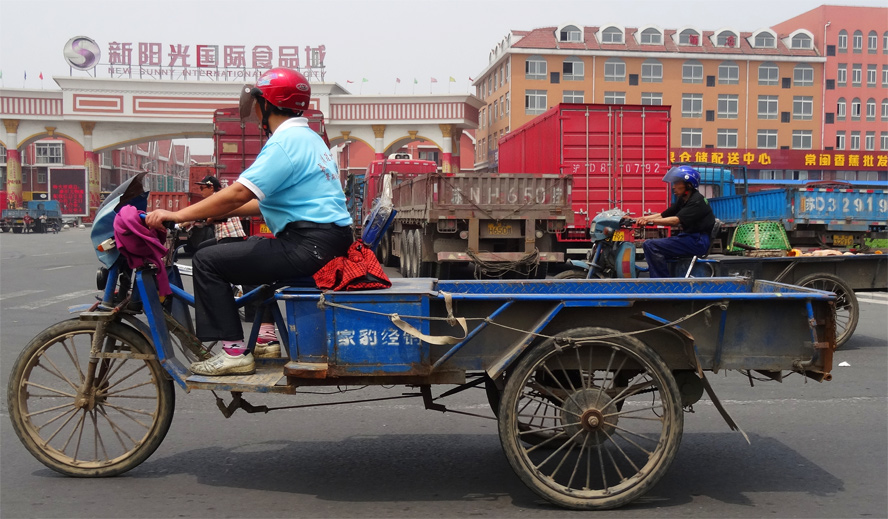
[{"left": 192, "top": 225, "right": 353, "bottom": 341}]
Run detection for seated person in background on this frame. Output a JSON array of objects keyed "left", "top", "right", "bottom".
[
  {"left": 146, "top": 68, "right": 353, "bottom": 376},
  {"left": 636, "top": 166, "right": 715, "bottom": 278},
  {"left": 193, "top": 175, "right": 247, "bottom": 248}
]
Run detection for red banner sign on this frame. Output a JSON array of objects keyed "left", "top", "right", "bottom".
[
  {"left": 671, "top": 148, "right": 888, "bottom": 171},
  {"left": 49, "top": 168, "right": 88, "bottom": 216}
]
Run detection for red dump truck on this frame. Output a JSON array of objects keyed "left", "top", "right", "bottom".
[
  {"left": 357, "top": 158, "right": 573, "bottom": 278},
  {"left": 498, "top": 103, "right": 672, "bottom": 256}
]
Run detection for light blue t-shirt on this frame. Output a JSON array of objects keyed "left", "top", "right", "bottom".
[{"left": 236, "top": 118, "right": 352, "bottom": 235}]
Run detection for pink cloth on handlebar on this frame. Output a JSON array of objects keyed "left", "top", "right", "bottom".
[{"left": 113, "top": 205, "right": 172, "bottom": 296}]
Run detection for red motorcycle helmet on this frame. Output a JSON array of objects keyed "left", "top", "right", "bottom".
[{"left": 239, "top": 68, "right": 311, "bottom": 135}]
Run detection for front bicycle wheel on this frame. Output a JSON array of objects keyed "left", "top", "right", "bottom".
[{"left": 7, "top": 320, "right": 175, "bottom": 477}]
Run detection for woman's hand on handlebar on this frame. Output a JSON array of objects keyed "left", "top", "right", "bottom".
[{"left": 145, "top": 209, "right": 178, "bottom": 230}]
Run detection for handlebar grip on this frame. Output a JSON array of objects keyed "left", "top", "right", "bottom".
[{"left": 138, "top": 212, "right": 176, "bottom": 230}]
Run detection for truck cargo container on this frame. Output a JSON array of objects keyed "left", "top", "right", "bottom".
[
  {"left": 0, "top": 200, "right": 63, "bottom": 233},
  {"left": 498, "top": 103, "right": 672, "bottom": 251},
  {"left": 359, "top": 158, "right": 572, "bottom": 278}
]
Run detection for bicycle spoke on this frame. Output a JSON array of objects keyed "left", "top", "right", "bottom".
[
  {"left": 518, "top": 421, "right": 579, "bottom": 436},
  {"left": 596, "top": 433, "right": 608, "bottom": 492},
  {"left": 42, "top": 407, "right": 80, "bottom": 446},
  {"left": 61, "top": 411, "right": 87, "bottom": 456},
  {"left": 610, "top": 423, "right": 659, "bottom": 446},
  {"left": 555, "top": 355, "right": 577, "bottom": 393},
  {"left": 602, "top": 405, "right": 664, "bottom": 419},
  {"left": 36, "top": 406, "right": 78, "bottom": 432},
  {"left": 574, "top": 346, "right": 586, "bottom": 390},
  {"left": 90, "top": 410, "right": 110, "bottom": 461},
  {"left": 97, "top": 405, "right": 138, "bottom": 450},
  {"left": 106, "top": 404, "right": 152, "bottom": 429},
  {"left": 74, "top": 410, "right": 88, "bottom": 462},
  {"left": 594, "top": 350, "right": 617, "bottom": 407},
  {"left": 525, "top": 431, "right": 569, "bottom": 454},
  {"left": 609, "top": 378, "right": 656, "bottom": 408},
  {"left": 24, "top": 381, "right": 76, "bottom": 398},
  {"left": 603, "top": 436, "right": 627, "bottom": 483},
  {"left": 60, "top": 339, "right": 86, "bottom": 384},
  {"left": 102, "top": 380, "right": 155, "bottom": 397},
  {"left": 34, "top": 356, "right": 79, "bottom": 392},
  {"left": 519, "top": 393, "right": 579, "bottom": 418},
  {"left": 26, "top": 402, "right": 73, "bottom": 418},
  {"left": 102, "top": 364, "right": 148, "bottom": 393},
  {"left": 601, "top": 427, "right": 641, "bottom": 473},
  {"left": 102, "top": 402, "right": 155, "bottom": 418},
  {"left": 542, "top": 364, "right": 585, "bottom": 411},
  {"left": 608, "top": 355, "right": 629, "bottom": 391},
  {"left": 532, "top": 428, "right": 585, "bottom": 470},
  {"left": 548, "top": 432, "right": 579, "bottom": 479},
  {"left": 567, "top": 433, "right": 589, "bottom": 489}
]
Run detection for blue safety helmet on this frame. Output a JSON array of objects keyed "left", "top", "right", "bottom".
[{"left": 662, "top": 165, "right": 701, "bottom": 190}]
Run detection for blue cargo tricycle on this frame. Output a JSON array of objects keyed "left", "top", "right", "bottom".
[{"left": 6, "top": 174, "right": 838, "bottom": 510}]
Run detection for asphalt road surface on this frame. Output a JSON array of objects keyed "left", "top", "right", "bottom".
[{"left": 1, "top": 228, "right": 886, "bottom": 518}]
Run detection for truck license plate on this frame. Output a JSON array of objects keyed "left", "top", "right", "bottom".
[
  {"left": 612, "top": 231, "right": 625, "bottom": 242},
  {"left": 487, "top": 222, "right": 512, "bottom": 236},
  {"left": 832, "top": 234, "right": 853, "bottom": 247}
]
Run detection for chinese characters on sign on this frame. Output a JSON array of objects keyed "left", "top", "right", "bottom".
[
  {"left": 49, "top": 168, "right": 88, "bottom": 216},
  {"left": 104, "top": 40, "right": 327, "bottom": 81},
  {"left": 670, "top": 149, "right": 888, "bottom": 171}
]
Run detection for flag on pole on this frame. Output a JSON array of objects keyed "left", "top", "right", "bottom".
[
  {"left": 449, "top": 77, "right": 456, "bottom": 82},
  {"left": 347, "top": 80, "right": 354, "bottom": 83},
  {"left": 39, "top": 72, "right": 43, "bottom": 80},
  {"left": 396, "top": 78, "right": 401, "bottom": 83},
  {"left": 362, "top": 78, "right": 369, "bottom": 83},
  {"left": 430, "top": 77, "right": 438, "bottom": 83},
  {"left": 413, "top": 78, "right": 418, "bottom": 84},
  {"left": 24, "top": 71, "right": 27, "bottom": 80},
  {"left": 468, "top": 77, "right": 474, "bottom": 81}
]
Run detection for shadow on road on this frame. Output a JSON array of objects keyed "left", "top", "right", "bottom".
[{"left": 25, "top": 432, "right": 843, "bottom": 510}]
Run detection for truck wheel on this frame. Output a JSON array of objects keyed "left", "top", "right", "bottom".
[
  {"left": 7, "top": 320, "right": 175, "bottom": 477},
  {"left": 404, "top": 230, "right": 417, "bottom": 278},
  {"left": 412, "top": 229, "right": 432, "bottom": 277},
  {"left": 12, "top": 227, "right": 23, "bottom": 234},
  {"left": 398, "top": 232, "right": 408, "bottom": 277},
  {"left": 498, "top": 327, "right": 683, "bottom": 510},
  {"left": 376, "top": 231, "right": 393, "bottom": 267},
  {"left": 796, "top": 273, "right": 859, "bottom": 348}
]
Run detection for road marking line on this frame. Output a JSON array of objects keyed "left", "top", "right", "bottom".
[
  {"left": 44, "top": 266, "right": 73, "bottom": 271},
  {"left": 857, "top": 298, "right": 888, "bottom": 306},
  {"left": 0, "top": 289, "right": 45, "bottom": 301},
  {"left": 9, "top": 289, "right": 98, "bottom": 310},
  {"left": 861, "top": 292, "right": 888, "bottom": 299}
]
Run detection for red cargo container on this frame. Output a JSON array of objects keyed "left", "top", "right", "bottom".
[
  {"left": 498, "top": 103, "right": 672, "bottom": 238},
  {"left": 147, "top": 192, "right": 190, "bottom": 212}
]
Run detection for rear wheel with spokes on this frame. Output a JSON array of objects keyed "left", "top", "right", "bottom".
[
  {"left": 498, "top": 327, "right": 683, "bottom": 510},
  {"left": 7, "top": 320, "right": 175, "bottom": 477},
  {"left": 796, "top": 273, "right": 858, "bottom": 348}
]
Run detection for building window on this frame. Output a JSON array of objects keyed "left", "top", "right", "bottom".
[
  {"left": 681, "top": 128, "right": 703, "bottom": 148},
  {"left": 758, "top": 62, "right": 779, "bottom": 85},
  {"left": 505, "top": 92, "right": 510, "bottom": 114},
  {"left": 837, "top": 63, "right": 847, "bottom": 86},
  {"left": 792, "top": 96, "right": 813, "bottom": 120},
  {"left": 865, "top": 131, "right": 875, "bottom": 151},
  {"left": 601, "top": 26, "right": 623, "bottom": 44},
  {"left": 717, "top": 129, "right": 738, "bottom": 148},
  {"left": 560, "top": 25, "right": 582, "bottom": 42},
  {"left": 35, "top": 142, "right": 64, "bottom": 164},
  {"left": 850, "top": 131, "right": 860, "bottom": 150},
  {"left": 852, "top": 30, "right": 862, "bottom": 52},
  {"left": 852, "top": 64, "right": 862, "bottom": 86},
  {"left": 679, "top": 29, "right": 700, "bottom": 46},
  {"left": 837, "top": 97, "right": 846, "bottom": 120},
  {"left": 866, "top": 98, "right": 876, "bottom": 120},
  {"left": 603, "top": 91, "right": 625, "bottom": 104},
  {"left": 682, "top": 93, "right": 703, "bottom": 118},
  {"left": 499, "top": 95, "right": 504, "bottom": 118},
  {"left": 881, "top": 132, "right": 888, "bottom": 151},
  {"left": 683, "top": 60, "right": 703, "bottom": 84},
  {"left": 836, "top": 131, "right": 846, "bottom": 150},
  {"left": 716, "top": 30, "right": 738, "bottom": 47},
  {"left": 718, "top": 61, "right": 739, "bottom": 85},
  {"left": 793, "top": 64, "right": 814, "bottom": 86},
  {"left": 717, "top": 94, "right": 739, "bottom": 119},
  {"left": 758, "top": 129, "right": 778, "bottom": 149},
  {"left": 492, "top": 101, "right": 497, "bottom": 124},
  {"left": 0, "top": 144, "right": 6, "bottom": 163},
  {"left": 867, "top": 64, "right": 877, "bottom": 87},
  {"left": 479, "top": 108, "right": 484, "bottom": 129},
  {"left": 640, "top": 28, "right": 662, "bottom": 45},
  {"left": 563, "top": 57, "right": 584, "bottom": 80},
  {"left": 758, "top": 95, "right": 779, "bottom": 119},
  {"left": 525, "top": 89, "right": 547, "bottom": 115},
  {"left": 791, "top": 32, "right": 813, "bottom": 49},
  {"left": 525, "top": 56, "right": 546, "bottom": 80},
  {"left": 562, "top": 90, "right": 584, "bottom": 103},
  {"left": 882, "top": 98, "right": 888, "bottom": 120},
  {"left": 838, "top": 30, "right": 848, "bottom": 52},
  {"left": 883, "top": 65, "right": 888, "bottom": 87},
  {"left": 754, "top": 31, "right": 776, "bottom": 48},
  {"left": 506, "top": 60, "right": 510, "bottom": 80},
  {"left": 885, "top": 32, "right": 888, "bottom": 54},
  {"left": 868, "top": 31, "right": 878, "bottom": 53},
  {"left": 641, "top": 92, "right": 663, "bottom": 105},
  {"left": 604, "top": 58, "right": 626, "bottom": 82},
  {"left": 851, "top": 97, "right": 861, "bottom": 119},
  {"left": 641, "top": 59, "right": 662, "bottom": 83},
  {"left": 792, "top": 130, "right": 813, "bottom": 150}
]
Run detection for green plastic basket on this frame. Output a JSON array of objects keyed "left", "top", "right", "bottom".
[{"left": 728, "top": 221, "right": 791, "bottom": 252}]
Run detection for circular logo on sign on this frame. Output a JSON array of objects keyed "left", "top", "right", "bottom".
[{"left": 63, "top": 36, "right": 101, "bottom": 70}]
